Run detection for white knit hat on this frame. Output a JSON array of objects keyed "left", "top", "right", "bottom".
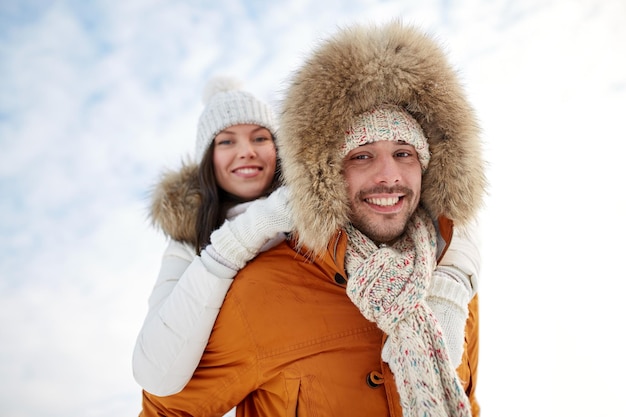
[
  {"left": 342, "top": 104, "right": 430, "bottom": 172},
  {"left": 195, "top": 77, "right": 277, "bottom": 163}
]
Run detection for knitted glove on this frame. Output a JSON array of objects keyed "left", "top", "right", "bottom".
[{"left": 208, "top": 186, "right": 292, "bottom": 270}]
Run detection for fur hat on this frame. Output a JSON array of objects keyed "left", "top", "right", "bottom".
[
  {"left": 278, "top": 21, "right": 487, "bottom": 255},
  {"left": 343, "top": 104, "right": 430, "bottom": 171},
  {"left": 195, "top": 77, "right": 277, "bottom": 163}
]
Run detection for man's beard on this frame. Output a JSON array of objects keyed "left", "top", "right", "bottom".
[{"left": 348, "top": 185, "right": 418, "bottom": 246}]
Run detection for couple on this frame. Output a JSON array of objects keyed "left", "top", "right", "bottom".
[{"left": 134, "top": 21, "right": 486, "bottom": 417}]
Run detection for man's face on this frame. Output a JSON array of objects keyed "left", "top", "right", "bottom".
[{"left": 342, "top": 140, "right": 423, "bottom": 245}]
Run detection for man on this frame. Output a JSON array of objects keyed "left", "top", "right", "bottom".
[{"left": 141, "top": 21, "right": 485, "bottom": 417}]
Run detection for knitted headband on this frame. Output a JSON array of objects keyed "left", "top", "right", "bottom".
[
  {"left": 342, "top": 104, "right": 430, "bottom": 172},
  {"left": 195, "top": 77, "right": 278, "bottom": 163}
]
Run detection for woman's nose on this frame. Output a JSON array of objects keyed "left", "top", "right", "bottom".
[{"left": 237, "top": 142, "right": 257, "bottom": 158}]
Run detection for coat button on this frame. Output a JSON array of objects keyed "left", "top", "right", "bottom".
[
  {"left": 366, "top": 371, "right": 384, "bottom": 388},
  {"left": 334, "top": 273, "right": 347, "bottom": 285}
]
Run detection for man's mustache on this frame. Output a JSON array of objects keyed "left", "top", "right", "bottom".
[{"left": 356, "top": 185, "right": 414, "bottom": 199}]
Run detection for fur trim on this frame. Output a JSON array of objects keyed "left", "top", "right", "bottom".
[
  {"left": 278, "top": 20, "right": 487, "bottom": 255},
  {"left": 149, "top": 160, "right": 201, "bottom": 246}
]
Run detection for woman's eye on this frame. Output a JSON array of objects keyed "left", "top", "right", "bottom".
[{"left": 253, "top": 136, "right": 271, "bottom": 143}]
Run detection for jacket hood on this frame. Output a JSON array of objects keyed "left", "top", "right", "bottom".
[
  {"left": 149, "top": 160, "right": 201, "bottom": 246},
  {"left": 277, "top": 21, "right": 487, "bottom": 254}
]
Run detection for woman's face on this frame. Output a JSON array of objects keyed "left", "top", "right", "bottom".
[{"left": 212, "top": 124, "right": 277, "bottom": 200}]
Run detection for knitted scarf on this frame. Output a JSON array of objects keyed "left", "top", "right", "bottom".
[{"left": 345, "top": 208, "right": 471, "bottom": 416}]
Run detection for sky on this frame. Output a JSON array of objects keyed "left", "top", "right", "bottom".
[{"left": 1, "top": 0, "right": 625, "bottom": 416}]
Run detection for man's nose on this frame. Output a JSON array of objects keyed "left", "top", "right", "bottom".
[{"left": 373, "top": 155, "right": 400, "bottom": 184}]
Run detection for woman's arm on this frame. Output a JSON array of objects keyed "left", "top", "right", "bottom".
[
  {"left": 426, "top": 219, "right": 481, "bottom": 367},
  {"left": 133, "top": 187, "right": 292, "bottom": 396},
  {"left": 132, "top": 240, "right": 237, "bottom": 396}
]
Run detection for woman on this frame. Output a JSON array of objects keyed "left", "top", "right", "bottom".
[{"left": 132, "top": 77, "right": 291, "bottom": 397}]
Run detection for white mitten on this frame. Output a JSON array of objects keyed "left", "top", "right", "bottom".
[{"left": 208, "top": 186, "right": 292, "bottom": 269}]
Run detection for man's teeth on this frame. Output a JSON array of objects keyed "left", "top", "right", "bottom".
[{"left": 366, "top": 197, "right": 399, "bottom": 206}]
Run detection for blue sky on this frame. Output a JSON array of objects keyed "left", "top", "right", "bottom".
[{"left": 1, "top": 1, "right": 625, "bottom": 416}]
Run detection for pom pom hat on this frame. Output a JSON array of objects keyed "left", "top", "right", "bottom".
[{"left": 195, "top": 77, "right": 277, "bottom": 163}]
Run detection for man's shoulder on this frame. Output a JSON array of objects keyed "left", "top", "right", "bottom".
[
  {"left": 226, "top": 239, "right": 341, "bottom": 302},
  {"left": 235, "top": 241, "right": 315, "bottom": 286}
]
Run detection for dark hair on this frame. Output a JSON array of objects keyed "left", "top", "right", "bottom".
[{"left": 194, "top": 138, "right": 282, "bottom": 255}]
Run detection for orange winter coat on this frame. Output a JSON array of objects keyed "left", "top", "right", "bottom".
[{"left": 141, "top": 226, "right": 480, "bottom": 417}]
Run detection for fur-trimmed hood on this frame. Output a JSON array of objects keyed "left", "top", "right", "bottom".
[
  {"left": 148, "top": 160, "right": 201, "bottom": 246},
  {"left": 277, "top": 21, "right": 487, "bottom": 254}
]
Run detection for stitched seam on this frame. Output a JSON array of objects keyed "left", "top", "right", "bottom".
[{"left": 259, "top": 324, "right": 380, "bottom": 358}]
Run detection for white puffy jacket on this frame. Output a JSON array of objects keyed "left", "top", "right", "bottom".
[{"left": 132, "top": 201, "right": 286, "bottom": 397}]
